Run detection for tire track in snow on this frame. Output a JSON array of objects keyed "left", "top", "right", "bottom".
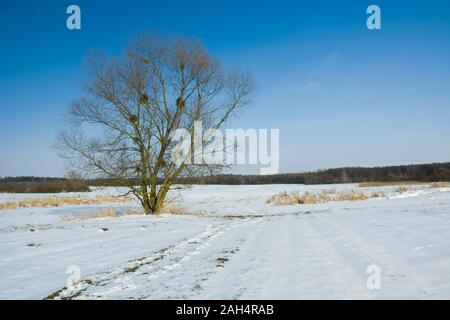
[
  {"left": 44, "top": 217, "right": 260, "bottom": 299},
  {"left": 309, "top": 212, "right": 442, "bottom": 298}
]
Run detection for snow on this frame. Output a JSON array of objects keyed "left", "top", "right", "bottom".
[{"left": 1, "top": 184, "right": 450, "bottom": 299}]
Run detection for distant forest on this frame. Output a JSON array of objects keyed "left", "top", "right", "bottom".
[
  {"left": 2, "top": 162, "right": 450, "bottom": 188},
  {"left": 174, "top": 162, "right": 450, "bottom": 185}
]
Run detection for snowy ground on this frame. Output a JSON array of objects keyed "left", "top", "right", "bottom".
[{"left": 1, "top": 183, "right": 450, "bottom": 299}]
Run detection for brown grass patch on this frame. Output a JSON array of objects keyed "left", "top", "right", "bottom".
[
  {"left": 431, "top": 182, "right": 450, "bottom": 188},
  {"left": 0, "top": 195, "right": 133, "bottom": 211},
  {"left": 336, "top": 191, "right": 368, "bottom": 201},
  {"left": 160, "top": 204, "right": 208, "bottom": 216},
  {"left": 370, "top": 191, "right": 386, "bottom": 198},
  {"left": 266, "top": 191, "right": 301, "bottom": 206},
  {"left": 267, "top": 189, "right": 372, "bottom": 206},
  {"left": 396, "top": 186, "right": 410, "bottom": 194},
  {"left": 60, "top": 207, "right": 143, "bottom": 221},
  {"left": 0, "top": 202, "right": 18, "bottom": 210}
]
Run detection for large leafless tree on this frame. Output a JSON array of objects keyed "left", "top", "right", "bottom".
[{"left": 58, "top": 33, "right": 254, "bottom": 214}]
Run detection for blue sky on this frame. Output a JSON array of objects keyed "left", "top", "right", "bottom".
[{"left": 1, "top": 0, "right": 450, "bottom": 176}]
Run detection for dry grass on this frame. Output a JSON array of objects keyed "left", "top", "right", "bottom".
[
  {"left": 267, "top": 191, "right": 299, "bottom": 206},
  {"left": 59, "top": 203, "right": 208, "bottom": 220},
  {"left": 370, "top": 191, "right": 386, "bottom": 198},
  {"left": 60, "top": 207, "right": 143, "bottom": 222},
  {"left": 431, "top": 182, "right": 450, "bottom": 188},
  {"left": 0, "top": 202, "right": 18, "bottom": 210},
  {"left": 358, "top": 181, "right": 426, "bottom": 188},
  {"left": 267, "top": 189, "right": 371, "bottom": 206},
  {"left": 396, "top": 186, "right": 410, "bottom": 194},
  {"left": 0, "top": 195, "right": 133, "bottom": 211},
  {"left": 336, "top": 191, "right": 368, "bottom": 201},
  {"left": 160, "top": 204, "right": 190, "bottom": 215},
  {"left": 160, "top": 204, "right": 208, "bottom": 216}
]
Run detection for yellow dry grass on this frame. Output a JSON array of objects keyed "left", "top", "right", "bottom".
[
  {"left": 336, "top": 191, "right": 368, "bottom": 201},
  {"left": 0, "top": 202, "right": 18, "bottom": 210},
  {"left": 160, "top": 204, "right": 190, "bottom": 215},
  {"left": 60, "top": 207, "right": 143, "bottom": 222},
  {"left": 396, "top": 186, "right": 410, "bottom": 194},
  {"left": 0, "top": 195, "right": 132, "bottom": 211},
  {"left": 267, "top": 189, "right": 370, "bottom": 206},
  {"left": 370, "top": 191, "right": 386, "bottom": 198},
  {"left": 431, "top": 182, "right": 450, "bottom": 188},
  {"left": 160, "top": 204, "right": 208, "bottom": 216}
]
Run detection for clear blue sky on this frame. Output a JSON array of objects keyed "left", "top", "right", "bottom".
[{"left": 1, "top": 0, "right": 450, "bottom": 176}]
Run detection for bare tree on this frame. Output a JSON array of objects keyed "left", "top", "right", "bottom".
[{"left": 57, "top": 33, "right": 254, "bottom": 214}]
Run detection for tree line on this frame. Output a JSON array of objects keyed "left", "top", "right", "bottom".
[
  {"left": 173, "top": 162, "right": 450, "bottom": 185},
  {"left": 3, "top": 162, "right": 449, "bottom": 190},
  {"left": 0, "top": 177, "right": 89, "bottom": 193}
]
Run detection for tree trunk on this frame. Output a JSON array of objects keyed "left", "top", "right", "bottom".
[
  {"left": 154, "top": 181, "right": 171, "bottom": 214},
  {"left": 142, "top": 192, "right": 153, "bottom": 215},
  {"left": 145, "top": 181, "right": 171, "bottom": 215}
]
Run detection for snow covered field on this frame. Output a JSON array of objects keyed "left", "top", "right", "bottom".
[{"left": 1, "top": 183, "right": 450, "bottom": 299}]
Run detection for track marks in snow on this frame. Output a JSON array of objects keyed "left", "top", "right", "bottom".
[{"left": 45, "top": 217, "right": 260, "bottom": 300}]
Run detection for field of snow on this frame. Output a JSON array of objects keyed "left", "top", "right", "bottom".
[{"left": 1, "top": 183, "right": 450, "bottom": 299}]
